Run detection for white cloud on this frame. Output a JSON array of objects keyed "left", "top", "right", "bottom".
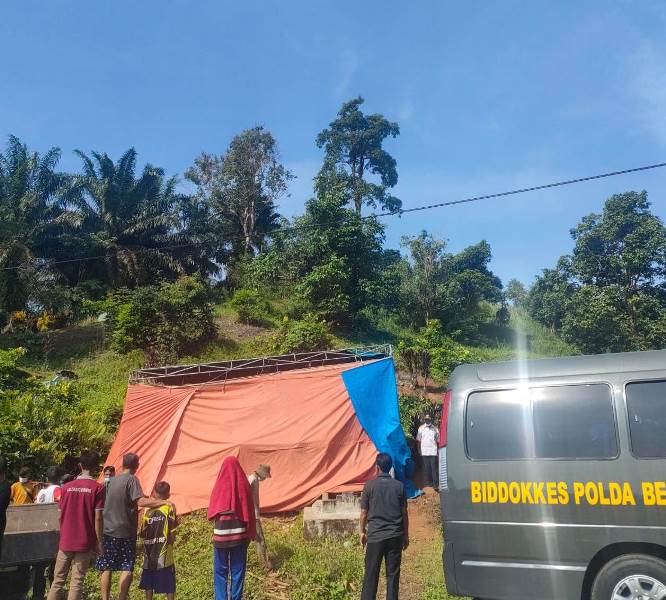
[{"left": 334, "top": 47, "right": 358, "bottom": 99}]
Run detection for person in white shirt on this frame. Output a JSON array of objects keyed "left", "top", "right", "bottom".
[
  {"left": 248, "top": 464, "right": 272, "bottom": 570},
  {"left": 36, "top": 466, "right": 62, "bottom": 504},
  {"left": 416, "top": 414, "right": 439, "bottom": 490}
]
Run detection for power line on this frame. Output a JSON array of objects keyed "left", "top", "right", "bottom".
[
  {"left": 2, "top": 161, "right": 665, "bottom": 273},
  {"left": 371, "top": 162, "right": 666, "bottom": 217}
]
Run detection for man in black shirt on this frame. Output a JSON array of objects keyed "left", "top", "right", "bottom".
[
  {"left": 0, "top": 456, "right": 10, "bottom": 559},
  {"left": 359, "top": 453, "right": 409, "bottom": 600}
]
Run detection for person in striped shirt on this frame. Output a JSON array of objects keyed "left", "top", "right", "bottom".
[{"left": 208, "top": 457, "right": 256, "bottom": 600}]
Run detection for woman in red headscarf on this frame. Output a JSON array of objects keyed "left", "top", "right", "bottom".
[{"left": 208, "top": 456, "right": 256, "bottom": 600}]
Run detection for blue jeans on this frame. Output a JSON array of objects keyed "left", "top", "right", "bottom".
[{"left": 213, "top": 543, "right": 248, "bottom": 600}]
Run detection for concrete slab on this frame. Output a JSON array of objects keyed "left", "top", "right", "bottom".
[{"left": 303, "top": 493, "right": 361, "bottom": 540}]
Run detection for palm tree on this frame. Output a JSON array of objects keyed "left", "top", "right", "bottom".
[
  {"left": 0, "top": 136, "right": 74, "bottom": 312},
  {"left": 69, "top": 148, "right": 198, "bottom": 287}
]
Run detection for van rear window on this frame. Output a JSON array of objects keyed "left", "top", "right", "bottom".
[
  {"left": 626, "top": 380, "right": 666, "bottom": 458},
  {"left": 466, "top": 384, "right": 617, "bottom": 460}
]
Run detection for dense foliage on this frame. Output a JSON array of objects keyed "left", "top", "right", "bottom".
[
  {"left": 3, "top": 97, "right": 660, "bottom": 376},
  {"left": 527, "top": 192, "right": 666, "bottom": 353},
  {"left": 316, "top": 96, "right": 401, "bottom": 214},
  {"left": 0, "top": 348, "right": 108, "bottom": 476},
  {"left": 107, "top": 277, "right": 217, "bottom": 365}
]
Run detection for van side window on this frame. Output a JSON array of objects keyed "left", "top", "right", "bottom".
[
  {"left": 466, "top": 390, "right": 533, "bottom": 460},
  {"left": 466, "top": 384, "right": 617, "bottom": 460},
  {"left": 533, "top": 384, "right": 617, "bottom": 459},
  {"left": 626, "top": 380, "right": 666, "bottom": 458}
]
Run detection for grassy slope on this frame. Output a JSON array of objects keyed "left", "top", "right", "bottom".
[{"left": 14, "top": 305, "right": 570, "bottom": 599}]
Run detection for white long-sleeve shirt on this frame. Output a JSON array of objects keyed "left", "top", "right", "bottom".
[{"left": 417, "top": 424, "right": 439, "bottom": 456}]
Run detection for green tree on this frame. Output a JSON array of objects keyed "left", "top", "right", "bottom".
[
  {"left": 256, "top": 177, "right": 394, "bottom": 324},
  {"left": 400, "top": 231, "right": 503, "bottom": 337},
  {"left": 529, "top": 191, "right": 666, "bottom": 353},
  {"left": 69, "top": 148, "right": 195, "bottom": 287},
  {"left": 526, "top": 259, "right": 575, "bottom": 331},
  {"left": 0, "top": 136, "right": 75, "bottom": 312},
  {"left": 288, "top": 190, "right": 391, "bottom": 323},
  {"left": 505, "top": 278, "right": 527, "bottom": 306},
  {"left": 108, "top": 276, "right": 217, "bottom": 364},
  {"left": 569, "top": 191, "right": 666, "bottom": 337},
  {"left": 316, "top": 97, "right": 401, "bottom": 215},
  {"left": 400, "top": 232, "right": 446, "bottom": 323},
  {"left": 185, "top": 127, "right": 291, "bottom": 271}
]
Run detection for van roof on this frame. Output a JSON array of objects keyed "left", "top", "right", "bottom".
[{"left": 450, "top": 348, "right": 666, "bottom": 386}]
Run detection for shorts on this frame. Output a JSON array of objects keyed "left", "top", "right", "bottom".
[
  {"left": 95, "top": 535, "right": 136, "bottom": 572},
  {"left": 139, "top": 566, "right": 176, "bottom": 594}
]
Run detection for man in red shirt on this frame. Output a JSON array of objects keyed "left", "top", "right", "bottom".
[{"left": 47, "top": 450, "right": 105, "bottom": 600}]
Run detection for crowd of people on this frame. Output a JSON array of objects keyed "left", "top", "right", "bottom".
[
  {"left": 0, "top": 452, "right": 273, "bottom": 600},
  {"left": 0, "top": 414, "right": 439, "bottom": 600}
]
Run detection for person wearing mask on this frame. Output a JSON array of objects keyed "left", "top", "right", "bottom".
[
  {"left": 37, "top": 466, "right": 63, "bottom": 504},
  {"left": 47, "top": 450, "right": 105, "bottom": 600},
  {"left": 0, "top": 456, "right": 10, "bottom": 560},
  {"left": 247, "top": 464, "right": 271, "bottom": 570},
  {"left": 10, "top": 466, "right": 37, "bottom": 505},
  {"left": 208, "top": 457, "right": 256, "bottom": 600},
  {"left": 96, "top": 453, "right": 168, "bottom": 600},
  {"left": 102, "top": 466, "right": 115, "bottom": 494},
  {"left": 416, "top": 414, "right": 440, "bottom": 490},
  {"left": 359, "top": 453, "right": 409, "bottom": 600}
]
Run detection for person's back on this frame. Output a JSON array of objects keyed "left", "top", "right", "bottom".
[
  {"left": 103, "top": 471, "right": 143, "bottom": 539},
  {"left": 362, "top": 473, "right": 406, "bottom": 543},
  {"left": 359, "top": 453, "right": 409, "bottom": 600},
  {"left": 139, "top": 481, "right": 177, "bottom": 600},
  {"left": 209, "top": 456, "right": 256, "bottom": 600},
  {"left": 47, "top": 450, "right": 104, "bottom": 600},
  {"left": 37, "top": 466, "right": 63, "bottom": 504},
  {"left": 58, "top": 473, "right": 105, "bottom": 553},
  {"left": 97, "top": 453, "right": 165, "bottom": 600}
]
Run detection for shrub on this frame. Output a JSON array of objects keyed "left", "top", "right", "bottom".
[
  {"left": 0, "top": 348, "right": 108, "bottom": 477},
  {"left": 0, "top": 347, "right": 29, "bottom": 388},
  {"left": 229, "top": 288, "right": 271, "bottom": 326},
  {"left": 271, "top": 314, "right": 331, "bottom": 354},
  {"left": 398, "top": 393, "right": 435, "bottom": 438},
  {"left": 398, "top": 319, "right": 475, "bottom": 383},
  {"left": 108, "top": 277, "right": 217, "bottom": 365}
]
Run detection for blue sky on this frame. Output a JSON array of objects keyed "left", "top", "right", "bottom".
[{"left": 2, "top": 1, "right": 666, "bottom": 285}]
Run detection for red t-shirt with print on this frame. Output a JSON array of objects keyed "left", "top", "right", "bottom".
[{"left": 59, "top": 476, "right": 105, "bottom": 552}]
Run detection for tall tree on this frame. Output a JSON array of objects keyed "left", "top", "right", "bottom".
[
  {"left": 526, "top": 259, "right": 575, "bottom": 331},
  {"left": 400, "top": 231, "right": 447, "bottom": 323},
  {"left": 568, "top": 191, "right": 666, "bottom": 336},
  {"left": 400, "top": 231, "right": 503, "bottom": 337},
  {"left": 69, "top": 148, "right": 192, "bottom": 287},
  {"left": 0, "top": 136, "right": 74, "bottom": 311},
  {"left": 185, "top": 127, "right": 291, "bottom": 267},
  {"left": 528, "top": 191, "right": 666, "bottom": 352},
  {"left": 316, "top": 97, "right": 401, "bottom": 215},
  {"left": 505, "top": 279, "right": 527, "bottom": 306}
]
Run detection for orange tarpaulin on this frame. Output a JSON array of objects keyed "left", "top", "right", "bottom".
[{"left": 104, "top": 363, "right": 378, "bottom": 514}]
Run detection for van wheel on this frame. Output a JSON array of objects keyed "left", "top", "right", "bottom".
[{"left": 591, "top": 554, "right": 666, "bottom": 600}]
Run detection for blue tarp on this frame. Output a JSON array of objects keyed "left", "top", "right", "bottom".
[{"left": 342, "top": 358, "right": 421, "bottom": 499}]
